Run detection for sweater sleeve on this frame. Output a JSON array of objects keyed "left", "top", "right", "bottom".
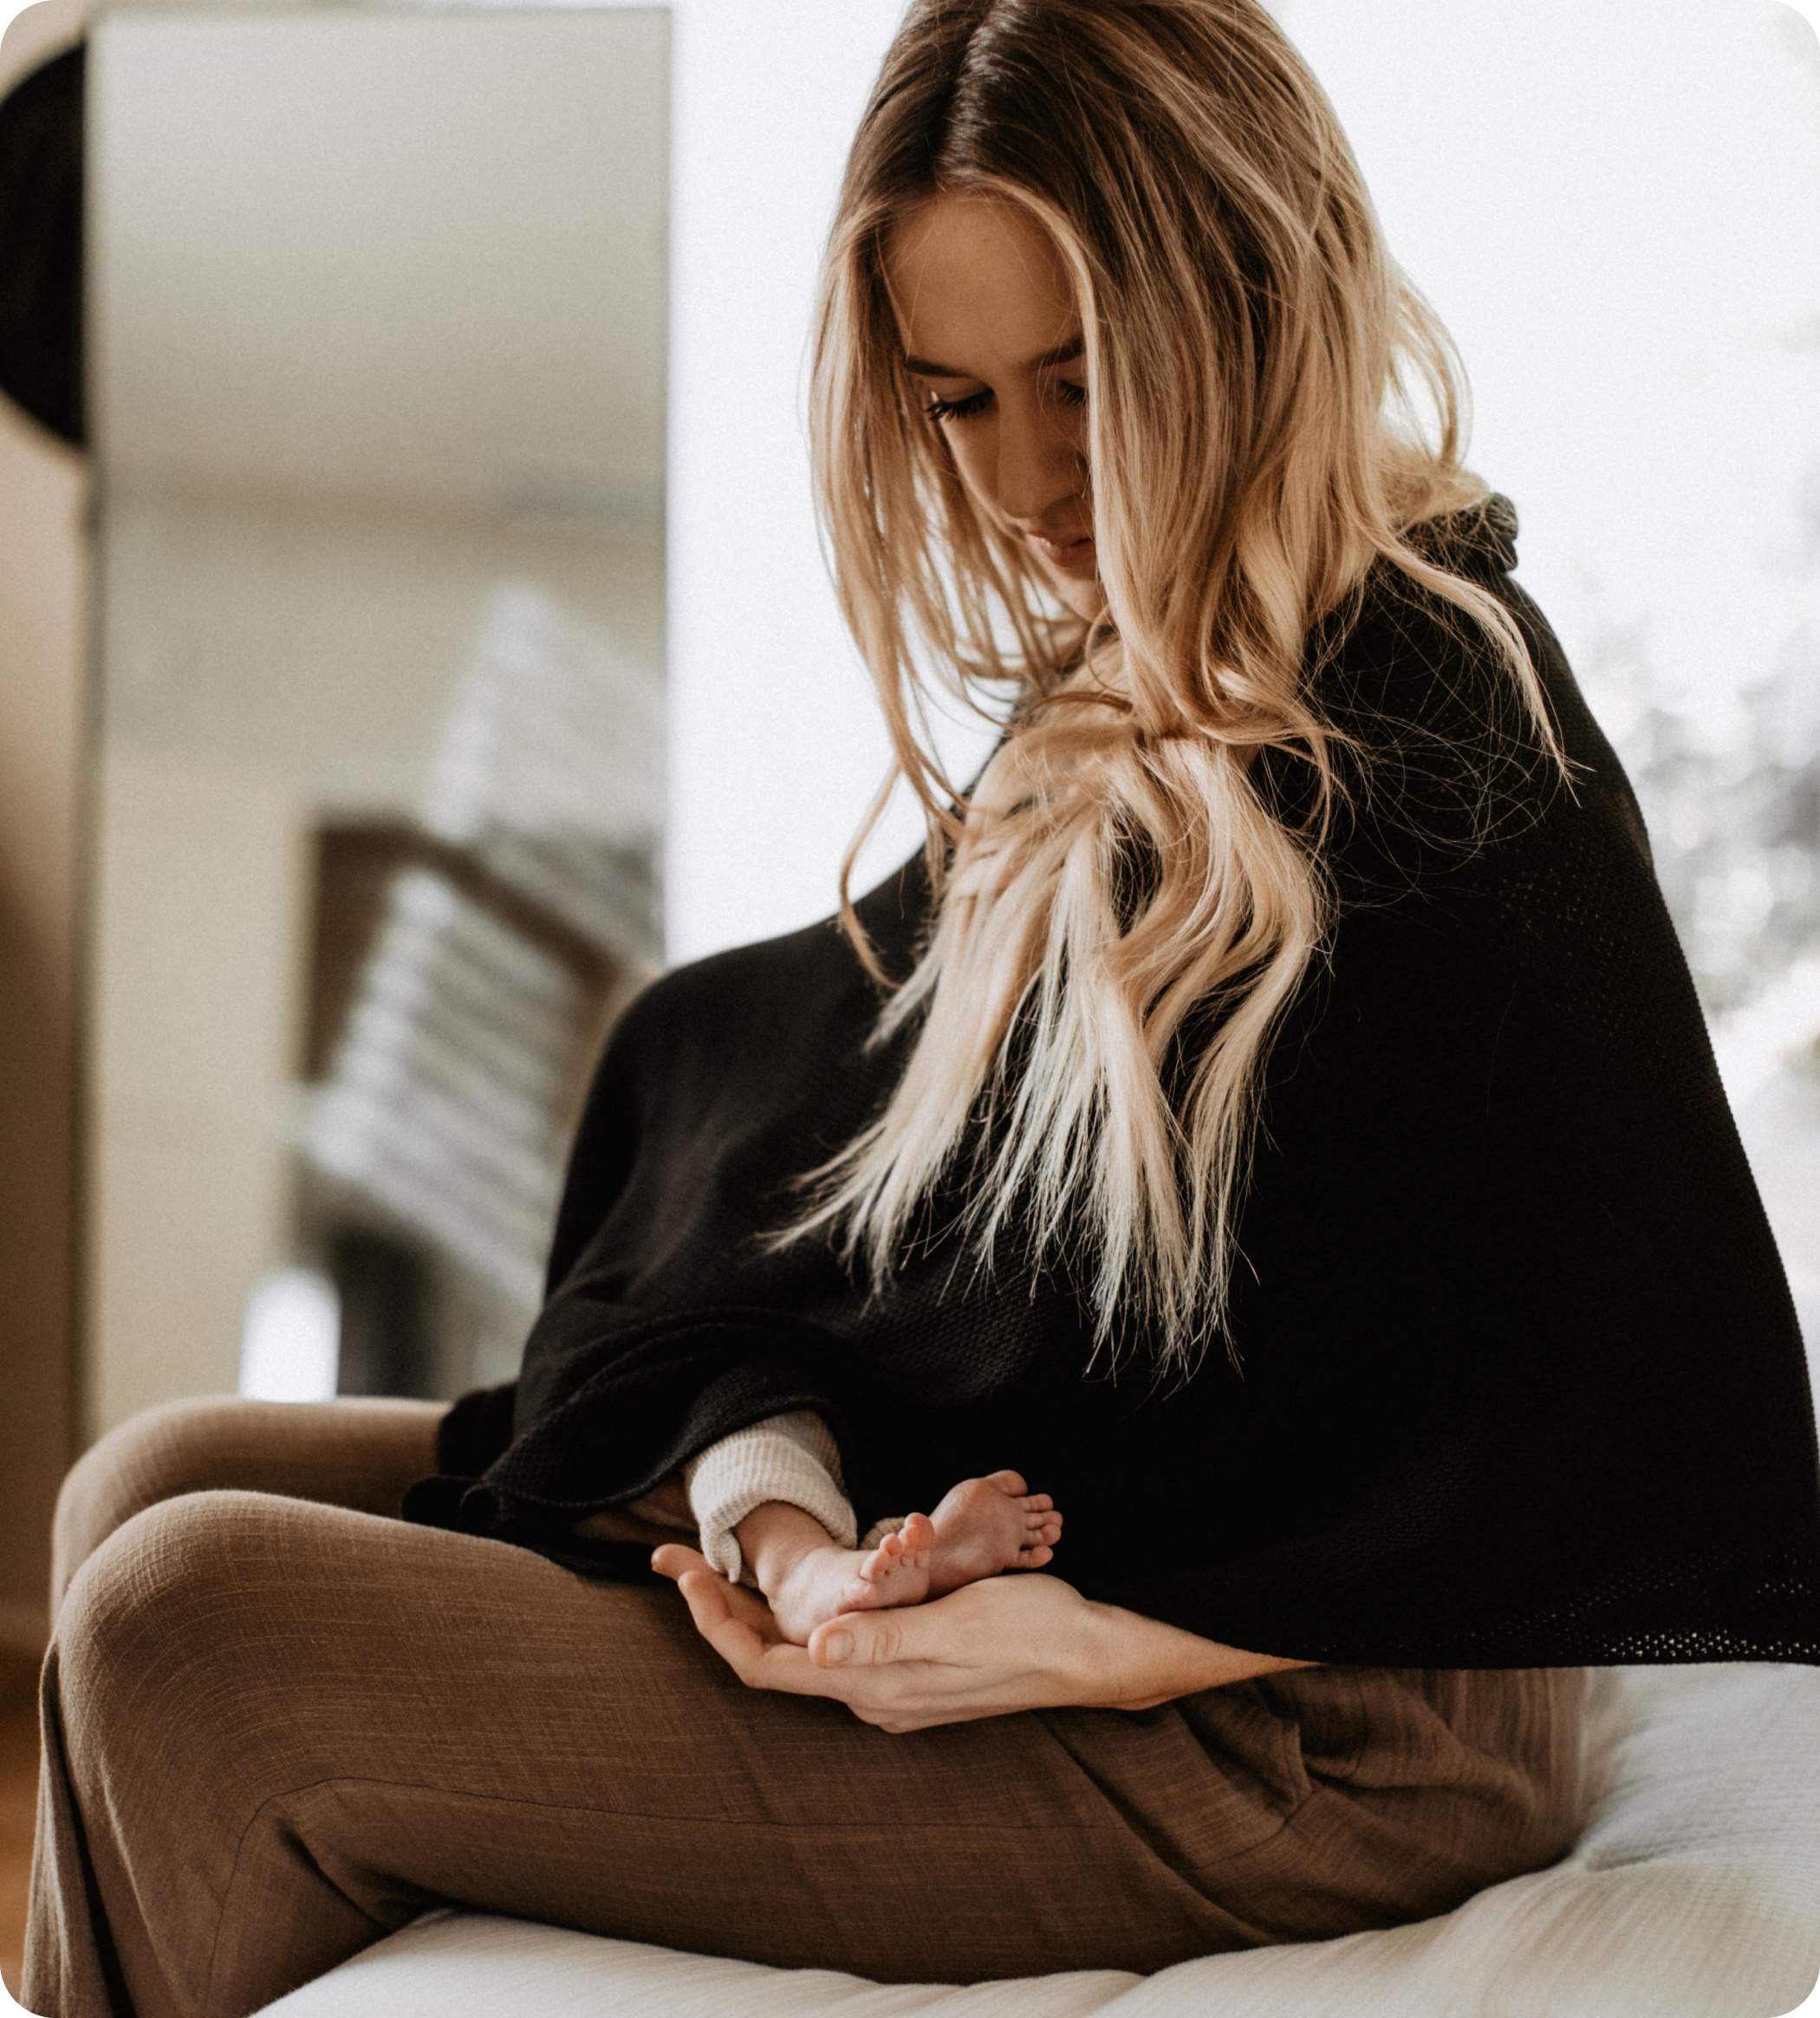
[{"left": 685, "top": 1410, "right": 857, "bottom": 1581}]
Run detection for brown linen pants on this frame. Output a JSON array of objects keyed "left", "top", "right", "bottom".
[{"left": 24, "top": 1397, "right": 1587, "bottom": 2018}]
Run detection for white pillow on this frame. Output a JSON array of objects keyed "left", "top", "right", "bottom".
[{"left": 258, "top": 1663, "right": 1820, "bottom": 2018}]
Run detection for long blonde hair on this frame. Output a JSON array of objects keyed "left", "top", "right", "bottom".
[{"left": 791, "top": 0, "right": 1553, "bottom": 1370}]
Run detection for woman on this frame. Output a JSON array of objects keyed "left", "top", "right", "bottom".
[{"left": 27, "top": 3, "right": 1820, "bottom": 2012}]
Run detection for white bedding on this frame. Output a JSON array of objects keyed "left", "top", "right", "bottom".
[{"left": 261, "top": 1662, "right": 1820, "bottom": 2018}]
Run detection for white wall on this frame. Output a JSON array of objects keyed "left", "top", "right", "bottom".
[
  {"left": 88, "top": 500, "right": 660, "bottom": 1434},
  {"left": 92, "top": 9, "right": 667, "bottom": 515},
  {"left": 661, "top": 0, "right": 1820, "bottom": 961},
  {"left": 663, "top": 0, "right": 950, "bottom": 967},
  {"left": 83, "top": 8, "right": 669, "bottom": 1429},
  {"left": 1277, "top": 0, "right": 1820, "bottom": 738}
]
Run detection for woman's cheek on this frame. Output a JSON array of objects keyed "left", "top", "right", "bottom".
[{"left": 944, "top": 427, "right": 1000, "bottom": 522}]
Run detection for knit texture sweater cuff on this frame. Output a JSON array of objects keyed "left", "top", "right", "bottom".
[{"left": 683, "top": 1410, "right": 856, "bottom": 1582}]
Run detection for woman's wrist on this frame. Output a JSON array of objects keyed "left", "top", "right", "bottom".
[{"left": 1072, "top": 1596, "right": 1315, "bottom": 1709}]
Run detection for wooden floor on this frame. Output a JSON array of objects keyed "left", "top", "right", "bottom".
[{"left": 0, "top": 1650, "right": 40, "bottom": 2002}]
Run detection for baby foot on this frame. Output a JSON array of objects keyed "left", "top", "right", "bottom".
[
  {"left": 924, "top": 1470, "right": 1063, "bottom": 1597},
  {"left": 848, "top": 1511, "right": 938, "bottom": 1610},
  {"left": 763, "top": 1517, "right": 935, "bottom": 1646},
  {"left": 751, "top": 1479, "right": 1060, "bottom": 1642}
]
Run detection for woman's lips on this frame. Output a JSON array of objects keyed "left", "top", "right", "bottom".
[{"left": 1031, "top": 531, "right": 1097, "bottom": 573}]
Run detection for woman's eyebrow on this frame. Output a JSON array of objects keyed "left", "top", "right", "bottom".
[{"left": 902, "top": 334, "right": 1086, "bottom": 377}]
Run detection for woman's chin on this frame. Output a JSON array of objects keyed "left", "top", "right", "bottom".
[{"left": 1045, "top": 568, "right": 1106, "bottom": 622}]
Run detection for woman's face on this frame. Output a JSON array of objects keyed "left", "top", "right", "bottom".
[{"left": 884, "top": 194, "right": 1102, "bottom": 622}]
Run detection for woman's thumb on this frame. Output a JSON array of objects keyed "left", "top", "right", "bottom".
[{"left": 810, "top": 1611, "right": 907, "bottom": 1669}]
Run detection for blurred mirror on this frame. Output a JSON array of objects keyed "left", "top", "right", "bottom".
[{"left": 83, "top": 5, "right": 667, "bottom": 1436}]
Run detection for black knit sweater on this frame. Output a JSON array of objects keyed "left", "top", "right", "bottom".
[{"left": 405, "top": 500, "right": 1820, "bottom": 1669}]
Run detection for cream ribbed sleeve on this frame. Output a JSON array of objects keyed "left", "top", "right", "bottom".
[{"left": 683, "top": 1411, "right": 858, "bottom": 1583}]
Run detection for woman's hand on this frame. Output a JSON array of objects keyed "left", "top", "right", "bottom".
[{"left": 651, "top": 1544, "right": 1311, "bottom": 1733}]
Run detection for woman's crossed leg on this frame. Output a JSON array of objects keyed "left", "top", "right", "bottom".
[
  {"left": 21, "top": 1403, "right": 1245, "bottom": 2016},
  {"left": 24, "top": 1399, "right": 1583, "bottom": 2018}
]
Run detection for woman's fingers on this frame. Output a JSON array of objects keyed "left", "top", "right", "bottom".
[
  {"left": 654, "top": 1546, "right": 783, "bottom": 1654},
  {"left": 653, "top": 1546, "right": 849, "bottom": 1696},
  {"left": 670, "top": 1568, "right": 842, "bottom": 1701},
  {"left": 650, "top": 1540, "right": 709, "bottom": 1583},
  {"left": 673, "top": 1566, "right": 744, "bottom": 1640},
  {"left": 652, "top": 1540, "right": 907, "bottom": 1709},
  {"left": 654, "top": 1546, "right": 798, "bottom": 1639},
  {"left": 673, "top": 1566, "right": 775, "bottom": 1644},
  {"left": 674, "top": 1568, "right": 775, "bottom": 1672},
  {"left": 651, "top": 1548, "right": 790, "bottom": 1639}
]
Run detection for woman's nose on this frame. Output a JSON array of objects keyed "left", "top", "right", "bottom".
[{"left": 993, "top": 395, "right": 1086, "bottom": 527}]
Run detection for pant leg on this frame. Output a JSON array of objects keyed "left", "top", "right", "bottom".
[
  {"left": 49, "top": 1397, "right": 445, "bottom": 1612},
  {"left": 23, "top": 1479, "right": 1586, "bottom": 2018}
]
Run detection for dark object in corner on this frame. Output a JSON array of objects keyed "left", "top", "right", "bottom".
[{"left": 0, "top": 41, "right": 84, "bottom": 446}]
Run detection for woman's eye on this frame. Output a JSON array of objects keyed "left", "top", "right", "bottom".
[
  {"left": 924, "top": 388, "right": 993, "bottom": 423},
  {"left": 920, "top": 380, "right": 1087, "bottom": 423}
]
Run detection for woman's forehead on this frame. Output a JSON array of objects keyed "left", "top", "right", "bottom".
[{"left": 883, "top": 194, "right": 1079, "bottom": 375}]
